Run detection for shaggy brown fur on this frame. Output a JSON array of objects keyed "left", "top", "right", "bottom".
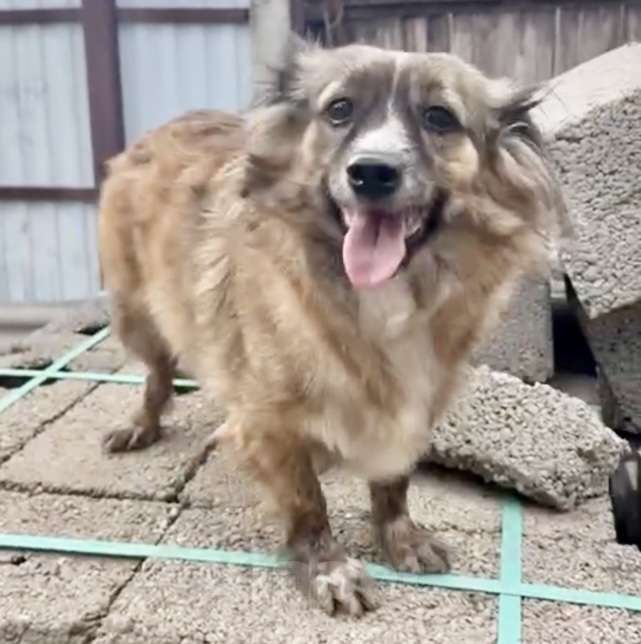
[{"left": 98, "top": 36, "right": 565, "bottom": 615}]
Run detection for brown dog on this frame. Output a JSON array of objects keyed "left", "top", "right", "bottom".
[{"left": 98, "top": 36, "right": 565, "bottom": 615}]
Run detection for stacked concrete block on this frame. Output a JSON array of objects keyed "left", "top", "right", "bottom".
[
  {"left": 472, "top": 277, "right": 554, "bottom": 383},
  {"left": 532, "top": 43, "right": 641, "bottom": 434}
]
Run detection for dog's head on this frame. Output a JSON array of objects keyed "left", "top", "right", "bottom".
[{"left": 245, "top": 36, "right": 566, "bottom": 289}]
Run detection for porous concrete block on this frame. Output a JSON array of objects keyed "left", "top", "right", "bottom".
[
  {"left": 425, "top": 366, "right": 626, "bottom": 510},
  {"left": 0, "top": 492, "right": 173, "bottom": 644},
  {"left": 531, "top": 44, "right": 641, "bottom": 431},
  {"left": 472, "top": 277, "right": 554, "bottom": 383},
  {"left": 576, "top": 301, "right": 641, "bottom": 434}
]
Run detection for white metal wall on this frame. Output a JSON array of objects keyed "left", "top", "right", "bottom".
[
  {"left": 118, "top": 0, "right": 251, "bottom": 143},
  {"left": 0, "top": 0, "right": 252, "bottom": 303}
]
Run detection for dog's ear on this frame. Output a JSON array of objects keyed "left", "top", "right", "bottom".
[
  {"left": 260, "top": 32, "right": 318, "bottom": 106},
  {"left": 488, "top": 83, "right": 570, "bottom": 245},
  {"left": 243, "top": 34, "right": 322, "bottom": 198}
]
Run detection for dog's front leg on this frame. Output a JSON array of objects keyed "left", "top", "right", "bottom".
[
  {"left": 247, "top": 436, "right": 378, "bottom": 616},
  {"left": 370, "top": 476, "right": 450, "bottom": 573}
]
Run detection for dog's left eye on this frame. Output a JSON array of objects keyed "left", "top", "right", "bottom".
[
  {"left": 326, "top": 99, "right": 354, "bottom": 126},
  {"left": 422, "top": 106, "right": 460, "bottom": 134}
]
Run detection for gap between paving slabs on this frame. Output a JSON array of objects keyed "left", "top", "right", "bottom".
[{"left": 2, "top": 328, "right": 641, "bottom": 643}]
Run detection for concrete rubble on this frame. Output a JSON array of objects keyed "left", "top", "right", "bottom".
[
  {"left": 426, "top": 366, "right": 626, "bottom": 510},
  {"left": 533, "top": 43, "right": 641, "bottom": 434}
]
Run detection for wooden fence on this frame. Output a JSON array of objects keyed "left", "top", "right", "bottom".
[{"left": 303, "top": 0, "right": 641, "bottom": 83}]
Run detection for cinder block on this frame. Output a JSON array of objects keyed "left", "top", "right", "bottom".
[
  {"left": 531, "top": 43, "right": 641, "bottom": 433},
  {"left": 425, "top": 366, "right": 626, "bottom": 510},
  {"left": 533, "top": 44, "right": 641, "bottom": 319},
  {"left": 472, "top": 277, "right": 553, "bottom": 383},
  {"left": 574, "top": 299, "right": 641, "bottom": 435}
]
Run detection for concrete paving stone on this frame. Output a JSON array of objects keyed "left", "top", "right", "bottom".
[
  {"left": 578, "top": 303, "right": 641, "bottom": 435},
  {"left": 522, "top": 601, "right": 641, "bottom": 644},
  {"left": 522, "top": 495, "right": 641, "bottom": 596},
  {"left": 183, "top": 454, "right": 501, "bottom": 576},
  {"left": 0, "top": 380, "right": 94, "bottom": 463},
  {"left": 94, "top": 521, "right": 497, "bottom": 644},
  {"left": 532, "top": 44, "right": 641, "bottom": 318},
  {"left": 0, "top": 331, "right": 85, "bottom": 370},
  {"left": 32, "top": 296, "right": 110, "bottom": 336},
  {"left": 472, "top": 277, "right": 554, "bottom": 383},
  {"left": 0, "top": 384, "right": 223, "bottom": 501},
  {"left": 425, "top": 366, "right": 626, "bottom": 510},
  {"left": 0, "top": 491, "right": 174, "bottom": 644}
]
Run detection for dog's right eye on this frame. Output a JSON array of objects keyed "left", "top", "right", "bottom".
[{"left": 326, "top": 99, "right": 354, "bottom": 126}]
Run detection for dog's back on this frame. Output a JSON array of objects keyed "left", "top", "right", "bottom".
[{"left": 97, "top": 110, "right": 243, "bottom": 450}]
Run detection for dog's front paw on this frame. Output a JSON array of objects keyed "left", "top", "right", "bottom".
[
  {"left": 378, "top": 516, "right": 451, "bottom": 574},
  {"left": 292, "top": 555, "right": 379, "bottom": 616},
  {"left": 102, "top": 425, "right": 161, "bottom": 453}
]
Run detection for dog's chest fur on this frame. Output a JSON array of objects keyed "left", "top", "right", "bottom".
[{"left": 306, "top": 278, "right": 443, "bottom": 482}]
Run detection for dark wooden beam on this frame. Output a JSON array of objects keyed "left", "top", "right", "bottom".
[
  {"left": 0, "top": 8, "right": 81, "bottom": 25},
  {"left": 0, "top": 187, "right": 97, "bottom": 203},
  {"left": 117, "top": 7, "right": 249, "bottom": 24},
  {"left": 81, "top": 0, "right": 125, "bottom": 185}
]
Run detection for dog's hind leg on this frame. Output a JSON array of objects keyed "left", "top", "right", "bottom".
[{"left": 103, "top": 298, "right": 176, "bottom": 453}]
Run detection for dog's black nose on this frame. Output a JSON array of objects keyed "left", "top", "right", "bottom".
[{"left": 347, "top": 157, "right": 400, "bottom": 199}]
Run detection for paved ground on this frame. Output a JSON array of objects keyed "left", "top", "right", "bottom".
[{"left": 1, "top": 335, "right": 641, "bottom": 643}]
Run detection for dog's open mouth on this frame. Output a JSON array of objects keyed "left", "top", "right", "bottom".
[{"left": 336, "top": 194, "right": 445, "bottom": 289}]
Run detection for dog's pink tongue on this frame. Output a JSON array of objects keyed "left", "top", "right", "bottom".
[{"left": 342, "top": 211, "right": 406, "bottom": 288}]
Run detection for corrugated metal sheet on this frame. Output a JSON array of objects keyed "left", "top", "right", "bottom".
[
  {"left": 0, "top": 2, "right": 252, "bottom": 303},
  {"left": 0, "top": 201, "right": 99, "bottom": 302},
  {"left": 118, "top": 11, "right": 251, "bottom": 141},
  {"left": 0, "top": 21, "right": 93, "bottom": 186},
  {"left": 0, "top": 1, "right": 79, "bottom": 8},
  {"left": 118, "top": 0, "right": 248, "bottom": 7}
]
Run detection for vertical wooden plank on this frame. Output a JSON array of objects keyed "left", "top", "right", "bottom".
[
  {"left": 402, "top": 16, "right": 428, "bottom": 52},
  {"left": 448, "top": 12, "right": 474, "bottom": 63},
  {"left": 556, "top": 4, "right": 625, "bottom": 74},
  {"left": 520, "top": 9, "right": 555, "bottom": 83},
  {"left": 426, "top": 13, "right": 451, "bottom": 53},
  {"left": 81, "top": 0, "right": 124, "bottom": 183},
  {"left": 627, "top": 2, "right": 641, "bottom": 41}
]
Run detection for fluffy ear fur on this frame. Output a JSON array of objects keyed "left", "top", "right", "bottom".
[
  {"left": 488, "top": 85, "right": 570, "bottom": 249},
  {"left": 243, "top": 33, "right": 316, "bottom": 198},
  {"left": 259, "top": 32, "right": 317, "bottom": 106}
]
